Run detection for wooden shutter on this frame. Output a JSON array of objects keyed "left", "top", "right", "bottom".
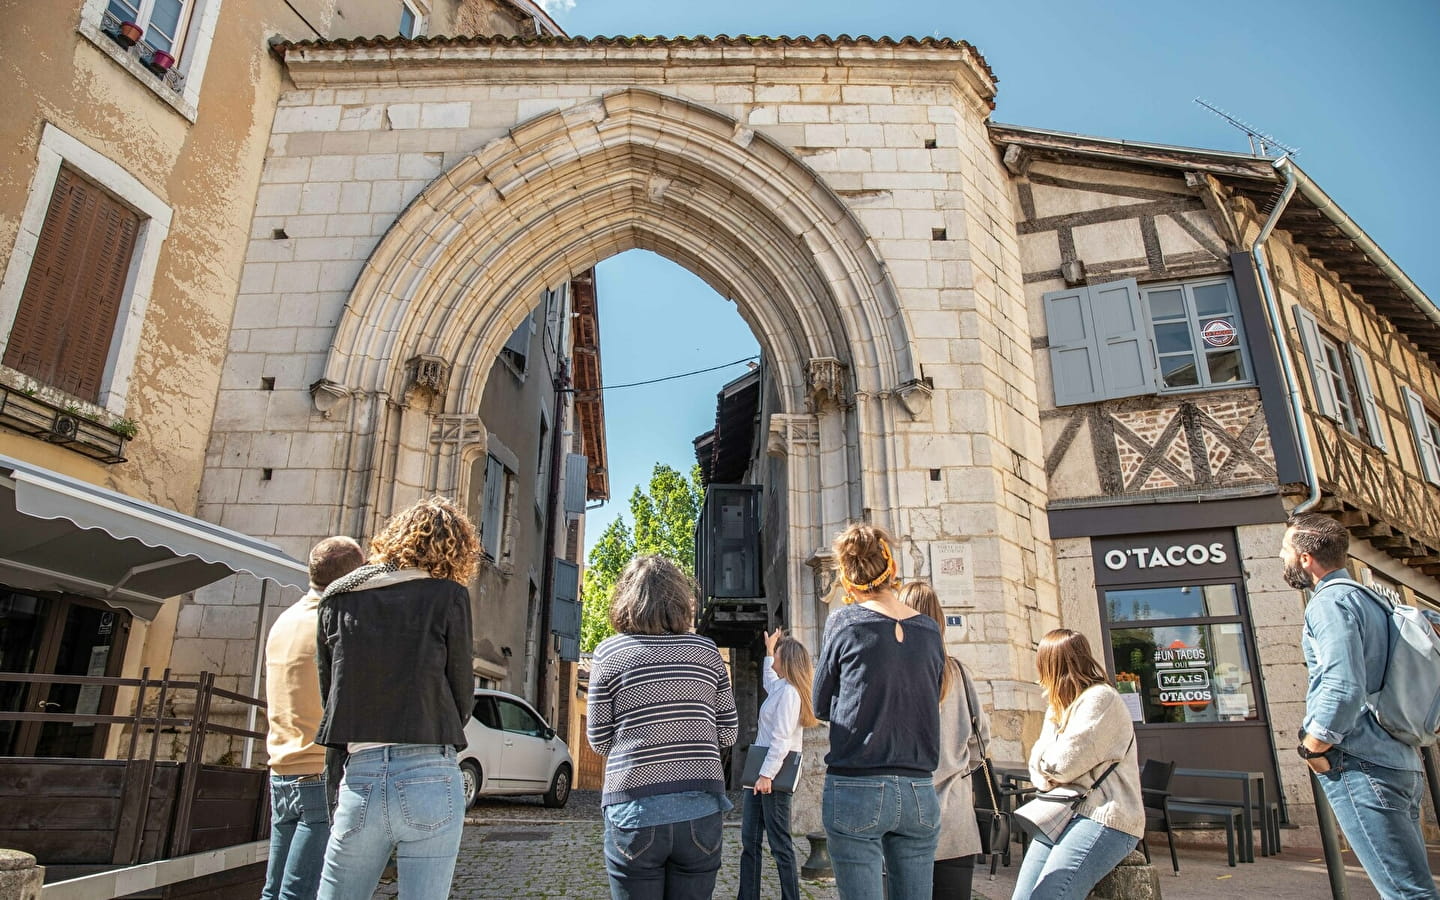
[
  {"left": 501, "top": 313, "right": 531, "bottom": 372},
  {"left": 481, "top": 455, "right": 506, "bottom": 556},
  {"left": 552, "top": 558, "right": 580, "bottom": 662},
  {"left": 1291, "top": 305, "right": 1338, "bottom": 420},
  {"left": 1043, "top": 279, "right": 1154, "bottom": 407},
  {"left": 1345, "top": 343, "right": 1387, "bottom": 451},
  {"left": 3, "top": 167, "right": 139, "bottom": 403},
  {"left": 1403, "top": 387, "right": 1440, "bottom": 486}
]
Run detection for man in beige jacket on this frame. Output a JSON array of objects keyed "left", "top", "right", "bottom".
[{"left": 262, "top": 536, "right": 364, "bottom": 900}]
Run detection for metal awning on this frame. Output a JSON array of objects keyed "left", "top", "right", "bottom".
[{"left": 0, "top": 455, "right": 308, "bottom": 619}]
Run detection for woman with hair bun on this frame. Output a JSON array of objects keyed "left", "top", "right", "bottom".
[{"left": 813, "top": 523, "right": 946, "bottom": 900}]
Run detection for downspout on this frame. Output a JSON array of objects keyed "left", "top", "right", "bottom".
[{"left": 1250, "top": 156, "right": 1322, "bottom": 514}]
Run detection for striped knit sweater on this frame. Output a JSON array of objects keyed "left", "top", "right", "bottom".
[{"left": 587, "top": 632, "right": 738, "bottom": 806}]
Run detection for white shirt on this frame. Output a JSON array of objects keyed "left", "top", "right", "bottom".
[{"left": 755, "top": 657, "right": 804, "bottom": 779}]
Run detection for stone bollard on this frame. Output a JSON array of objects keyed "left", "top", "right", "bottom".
[
  {"left": 799, "top": 831, "right": 834, "bottom": 880},
  {"left": 1088, "top": 850, "right": 1162, "bottom": 900},
  {"left": 0, "top": 850, "right": 43, "bottom": 900}
]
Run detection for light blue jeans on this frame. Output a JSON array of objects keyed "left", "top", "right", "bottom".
[
  {"left": 1318, "top": 751, "right": 1439, "bottom": 900},
  {"left": 822, "top": 773, "right": 941, "bottom": 900},
  {"left": 262, "top": 773, "right": 330, "bottom": 900},
  {"left": 316, "top": 744, "right": 465, "bottom": 900},
  {"left": 1011, "top": 814, "right": 1136, "bottom": 900}
]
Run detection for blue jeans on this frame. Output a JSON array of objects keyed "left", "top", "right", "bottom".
[
  {"left": 822, "top": 774, "right": 941, "bottom": 900},
  {"left": 262, "top": 773, "right": 330, "bottom": 900},
  {"left": 739, "top": 789, "right": 800, "bottom": 900},
  {"left": 603, "top": 811, "right": 724, "bottom": 900},
  {"left": 1011, "top": 814, "right": 1136, "bottom": 900},
  {"left": 1318, "top": 751, "right": 1440, "bottom": 900},
  {"left": 316, "top": 744, "right": 465, "bottom": 900}
]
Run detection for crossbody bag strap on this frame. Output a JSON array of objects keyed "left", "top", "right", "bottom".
[
  {"left": 958, "top": 660, "right": 988, "bottom": 758},
  {"left": 1074, "top": 735, "right": 1135, "bottom": 800}
]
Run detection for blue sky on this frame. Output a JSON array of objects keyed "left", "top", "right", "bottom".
[{"left": 559, "top": 0, "right": 1440, "bottom": 556}]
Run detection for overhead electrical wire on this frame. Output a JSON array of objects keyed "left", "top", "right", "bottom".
[{"left": 569, "top": 355, "right": 759, "bottom": 394}]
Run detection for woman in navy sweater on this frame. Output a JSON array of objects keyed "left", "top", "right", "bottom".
[
  {"left": 587, "top": 555, "right": 738, "bottom": 900},
  {"left": 814, "top": 523, "right": 946, "bottom": 900}
]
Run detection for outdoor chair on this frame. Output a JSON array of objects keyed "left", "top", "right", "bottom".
[{"left": 1138, "top": 758, "right": 1180, "bottom": 875}]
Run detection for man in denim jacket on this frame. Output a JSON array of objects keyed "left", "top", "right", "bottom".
[{"left": 1282, "top": 513, "right": 1437, "bottom": 899}]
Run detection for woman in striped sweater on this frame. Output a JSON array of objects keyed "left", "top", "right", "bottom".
[{"left": 587, "top": 555, "right": 739, "bottom": 900}]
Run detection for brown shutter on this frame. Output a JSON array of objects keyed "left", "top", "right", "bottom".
[{"left": 4, "top": 166, "right": 141, "bottom": 402}]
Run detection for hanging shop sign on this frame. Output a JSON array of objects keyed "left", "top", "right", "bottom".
[{"left": 1092, "top": 529, "right": 1240, "bottom": 586}]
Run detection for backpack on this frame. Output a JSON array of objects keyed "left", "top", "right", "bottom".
[{"left": 1324, "top": 578, "right": 1440, "bottom": 748}]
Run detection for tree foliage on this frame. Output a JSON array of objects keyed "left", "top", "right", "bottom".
[{"left": 580, "top": 463, "right": 703, "bottom": 652}]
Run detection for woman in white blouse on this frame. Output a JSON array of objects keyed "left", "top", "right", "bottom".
[{"left": 738, "top": 628, "right": 818, "bottom": 900}]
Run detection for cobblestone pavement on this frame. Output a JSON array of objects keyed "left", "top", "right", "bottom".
[{"left": 374, "top": 791, "right": 841, "bottom": 898}]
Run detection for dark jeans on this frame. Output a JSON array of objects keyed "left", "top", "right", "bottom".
[
  {"left": 262, "top": 773, "right": 330, "bottom": 900},
  {"left": 738, "top": 790, "right": 800, "bottom": 900},
  {"left": 604, "top": 812, "right": 724, "bottom": 900},
  {"left": 933, "top": 854, "right": 975, "bottom": 900}
]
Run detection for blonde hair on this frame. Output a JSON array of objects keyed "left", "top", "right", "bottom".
[
  {"left": 369, "top": 496, "right": 480, "bottom": 584},
  {"left": 772, "top": 637, "right": 820, "bottom": 728},
  {"left": 1036, "top": 628, "right": 1108, "bottom": 724},
  {"left": 898, "top": 580, "right": 956, "bottom": 704},
  {"left": 832, "top": 523, "right": 899, "bottom": 602},
  {"left": 609, "top": 555, "right": 696, "bottom": 636}
]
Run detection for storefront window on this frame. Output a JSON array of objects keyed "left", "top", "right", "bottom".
[
  {"left": 1106, "top": 584, "right": 1238, "bottom": 622},
  {"left": 1110, "top": 616, "right": 1258, "bottom": 725}
]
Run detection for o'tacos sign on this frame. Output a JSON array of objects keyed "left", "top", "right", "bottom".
[{"left": 1092, "top": 529, "right": 1239, "bottom": 586}]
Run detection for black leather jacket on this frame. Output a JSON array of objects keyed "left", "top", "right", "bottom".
[{"left": 315, "top": 576, "right": 473, "bottom": 750}]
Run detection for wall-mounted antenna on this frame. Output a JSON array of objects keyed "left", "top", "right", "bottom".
[{"left": 1195, "top": 98, "right": 1300, "bottom": 159}]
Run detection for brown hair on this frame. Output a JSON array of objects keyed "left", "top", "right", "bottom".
[
  {"left": 369, "top": 496, "right": 480, "bottom": 584},
  {"left": 1286, "top": 513, "right": 1349, "bottom": 570},
  {"left": 1036, "top": 628, "right": 1108, "bottom": 724},
  {"left": 899, "top": 580, "right": 956, "bottom": 704},
  {"left": 609, "top": 555, "right": 696, "bottom": 636},
  {"left": 772, "top": 637, "right": 820, "bottom": 728},
  {"left": 832, "top": 522, "right": 899, "bottom": 600},
  {"left": 309, "top": 536, "right": 365, "bottom": 590}
]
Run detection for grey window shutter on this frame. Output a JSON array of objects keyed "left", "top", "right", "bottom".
[
  {"left": 1292, "top": 306, "right": 1338, "bottom": 419},
  {"left": 563, "top": 453, "right": 588, "bottom": 515},
  {"left": 502, "top": 315, "right": 532, "bottom": 372},
  {"left": 1088, "top": 279, "right": 1155, "bottom": 399},
  {"left": 1403, "top": 387, "right": 1440, "bottom": 486},
  {"left": 1043, "top": 286, "right": 1105, "bottom": 406},
  {"left": 551, "top": 558, "right": 581, "bottom": 661},
  {"left": 481, "top": 455, "right": 506, "bottom": 556},
  {"left": 1345, "top": 343, "right": 1387, "bottom": 451}
]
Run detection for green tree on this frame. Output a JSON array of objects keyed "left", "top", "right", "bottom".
[{"left": 579, "top": 463, "right": 704, "bottom": 652}]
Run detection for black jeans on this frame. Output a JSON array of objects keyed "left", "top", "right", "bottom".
[
  {"left": 738, "top": 790, "right": 800, "bottom": 900},
  {"left": 933, "top": 854, "right": 975, "bottom": 900},
  {"left": 604, "top": 812, "right": 724, "bottom": 900}
]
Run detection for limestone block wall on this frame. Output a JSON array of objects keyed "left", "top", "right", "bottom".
[{"left": 183, "top": 39, "right": 1055, "bottom": 758}]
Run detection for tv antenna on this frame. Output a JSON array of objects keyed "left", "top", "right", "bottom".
[{"left": 1195, "top": 98, "right": 1300, "bottom": 159}]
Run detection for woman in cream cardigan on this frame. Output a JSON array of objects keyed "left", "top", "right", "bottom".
[{"left": 1012, "top": 629, "right": 1143, "bottom": 900}]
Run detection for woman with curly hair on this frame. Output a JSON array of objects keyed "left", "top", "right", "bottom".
[
  {"left": 314, "top": 496, "right": 478, "bottom": 900},
  {"left": 814, "top": 523, "right": 946, "bottom": 900}
]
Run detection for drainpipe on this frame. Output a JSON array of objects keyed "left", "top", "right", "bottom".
[{"left": 1250, "top": 156, "right": 1322, "bottom": 514}]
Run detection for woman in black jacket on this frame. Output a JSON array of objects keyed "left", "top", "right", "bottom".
[{"left": 314, "top": 496, "right": 478, "bottom": 900}]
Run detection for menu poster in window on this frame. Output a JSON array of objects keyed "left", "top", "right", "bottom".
[
  {"left": 1153, "top": 641, "right": 1211, "bottom": 708},
  {"left": 929, "top": 542, "right": 975, "bottom": 607}
]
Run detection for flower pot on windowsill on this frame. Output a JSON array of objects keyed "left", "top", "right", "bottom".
[
  {"left": 117, "top": 21, "right": 142, "bottom": 47},
  {"left": 145, "top": 50, "right": 174, "bottom": 76}
]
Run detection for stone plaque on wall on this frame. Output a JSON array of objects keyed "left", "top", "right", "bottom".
[{"left": 929, "top": 541, "right": 975, "bottom": 607}]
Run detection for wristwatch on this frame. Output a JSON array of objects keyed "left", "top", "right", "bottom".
[{"left": 1296, "top": 743, "right": 1329, "bottom": 760}]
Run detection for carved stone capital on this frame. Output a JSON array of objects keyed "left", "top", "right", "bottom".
[
  {"left": 894, "top": 379, "right": 933, "bottom": 421},
  {"left": 406, "top": 355, "right": 450, "bottom": 401},
  {"left": 805, "top": 357, "right": 849, "bottom": 412},
  {"left": 767, "top": 413, "right": 821, "bottom": 458}
]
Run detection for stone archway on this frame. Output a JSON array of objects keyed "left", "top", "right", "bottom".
[{"left": 318, "top": 87, "right": 929, "bottom": 647}]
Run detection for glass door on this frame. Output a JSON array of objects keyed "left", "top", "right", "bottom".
[{"left": 0, "top": 588, "right": 129, "bottom": 757}]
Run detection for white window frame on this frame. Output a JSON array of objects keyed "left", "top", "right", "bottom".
[
  {"left": 0, "top": 124, "right": 172, "bottom": 416},
  {"left": 1139, "top": 277, "right": 1253, "bottom": 393},
  {"left": 1316, "top": 333, "right": 1360, "bottom": 435},
  {"left": 104, "top": 0, "right": 195, "bottom": 57},
  {"left": 400, "top": 0, "right": 427, "bottom": 37},
  {"left": 77, "top": 0, "right": 223, "bottom": 120}
]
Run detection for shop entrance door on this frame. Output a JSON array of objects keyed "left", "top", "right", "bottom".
[{"left": 0, "top": 587, "right": 129, "bottom": 757}]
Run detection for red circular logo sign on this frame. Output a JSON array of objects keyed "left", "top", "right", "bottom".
[{"left": 1202, "top": 320, "right": 1237, "bottom": 347}]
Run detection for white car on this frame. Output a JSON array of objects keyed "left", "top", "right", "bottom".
[{"left": 459, "top": 689, "right": 573, "bottom": 809}]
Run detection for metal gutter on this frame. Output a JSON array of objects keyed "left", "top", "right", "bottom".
[{"left": 1252, "top": 158, "right": 1320, "bottom": 514}]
